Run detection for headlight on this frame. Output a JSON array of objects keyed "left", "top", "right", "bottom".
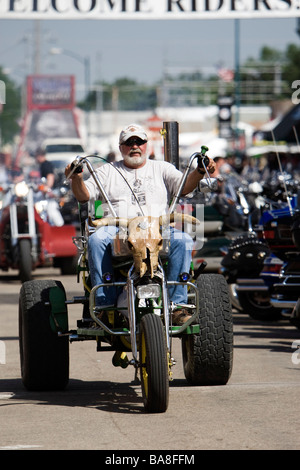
[
  {"left": 15, "top": 181, "right": 29, "bottom": 197},
  {"left": 136, "top": 284, "right": 161, "bottom": 299}
]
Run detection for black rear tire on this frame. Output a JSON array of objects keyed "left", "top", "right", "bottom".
[
  {"left": 19, "top": 279, "right": 69, "bottom": 391},
  {"left": 182, "top": 273, "right": 233, "bottom": 385}
]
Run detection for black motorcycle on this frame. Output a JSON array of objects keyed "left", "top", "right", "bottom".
[
  {"left": 221, "top": 172, "right": 300, "bottom": 321},
  {"left": 267, "top": 210, "right": 300, "bottom": 328}
]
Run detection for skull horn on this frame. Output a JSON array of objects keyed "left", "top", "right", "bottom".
[
  {"left": 159, "top": 213, "right": 200, "bottom": 226},
  {"left": 88, "top": 216, "right": 129, "bottom": 228}
]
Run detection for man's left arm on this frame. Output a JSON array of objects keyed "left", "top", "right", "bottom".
[
  {"left": 46, "top": 172, "right": 55, "bottom": 189},
  {"left": 181, "top": 158, "right": 216, "bottom": 195},
  {"left": 42, "top": 161, "right": 55, "bottom": 190}
]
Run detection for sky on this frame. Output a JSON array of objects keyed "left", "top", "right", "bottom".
[{"left": 0, "top": 17, "right": 299, "bottom": 99}]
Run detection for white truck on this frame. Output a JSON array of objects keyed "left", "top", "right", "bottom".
[{"left": 41, "top": 137, "right": 85, "bottom": 172}]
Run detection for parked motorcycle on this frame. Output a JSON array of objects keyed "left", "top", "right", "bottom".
[
  {"left": 221, "top": 231, "right": 274, "bottom": 316},
  {"left": 187, "top": 173, "right": 257, "bottom": 274},
  {"left": 228, "top": 172, "right": 300, "bottom": 321},
  {"left": 263, "top": 207, "right": 300, "bottom": 328},
  {"left": 276, "top": 212, "right": 300, "bottom": 328},
  {"left": 18, "top": 148, "right": 233, "bottom": 413},
  {"left": 0, "top": 177, "right": 78, "bottom": 282}
]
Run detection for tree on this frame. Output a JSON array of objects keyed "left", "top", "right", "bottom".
[
  {"left": 238, "top": 44, "right": 300, "bottom": 102},
  {"left": 282, "top": 44, "right": 300, "bottom": 85},
  {"left": 259, "top": 46, "right": 283, "bottom": 62},
  {"left": 78, "top": 43, "right": 300, "bottom": 109},
  {"left": 80, "top": 77, "right": 158, "bottom": 111}
]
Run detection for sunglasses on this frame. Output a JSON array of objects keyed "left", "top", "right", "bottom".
[{"left": 123, "top": 137, "right": 147, "bottom": 147}]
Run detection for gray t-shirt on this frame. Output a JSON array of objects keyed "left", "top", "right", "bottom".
[{"left": 84, "top": 159, "right": 183, "bottom": 218}]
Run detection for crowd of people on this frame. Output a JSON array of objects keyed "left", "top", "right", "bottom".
[{"left": 0, "top": 147, "right": 55, "bottom": 187}]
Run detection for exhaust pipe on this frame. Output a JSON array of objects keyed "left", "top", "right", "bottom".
[{"left": 163, "top": 121, "right": 179, "bottom": 169}]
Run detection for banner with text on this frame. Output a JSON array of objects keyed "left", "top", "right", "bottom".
[{"left": 0, "top": 0, "right": 299, "bottom": 20}]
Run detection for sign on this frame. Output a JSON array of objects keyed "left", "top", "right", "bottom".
[
  {"left": 0, "top": 0, "right": 299, "bottom": 20},
  {"left": 218, "top": 95, "right": 234, "bottom": 139},
  {"left": 27, "top": 75, "right": 75, "bottom": 110}
]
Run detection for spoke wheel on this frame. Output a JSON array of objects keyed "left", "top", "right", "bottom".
[{"left": 139, "top": 314, "right": 169, "bottom": 413}]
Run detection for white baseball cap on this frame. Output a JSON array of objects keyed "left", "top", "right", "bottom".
[{"left": 119, "top": 123, "right": 148, "bottom": 144}]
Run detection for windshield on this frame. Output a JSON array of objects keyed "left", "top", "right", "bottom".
[{"left": 45, "top": 144, "right": 84, "bottom": 153}]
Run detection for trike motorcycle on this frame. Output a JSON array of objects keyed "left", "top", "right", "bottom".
[
  {"left": 19, "top": 148, "right": 233, "bottom": 413},
  {"left": 0, "top": 178, "right": 78, "bottom": 282}
]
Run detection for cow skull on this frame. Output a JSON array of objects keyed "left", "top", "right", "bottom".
[{"left": 89, "top": 213, "right": 200, "bottom": 278}]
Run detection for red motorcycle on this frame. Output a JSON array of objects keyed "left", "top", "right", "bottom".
[{"left": 0, "top": 178, "right": 77, "bottom": 282}]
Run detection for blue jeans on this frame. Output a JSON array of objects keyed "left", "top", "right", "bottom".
[{"left": 88, "top": 226, "right": 194, "bottom": 306}]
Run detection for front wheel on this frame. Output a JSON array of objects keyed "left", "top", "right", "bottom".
[
  {"left": 54, "top": 256, "right": 78, "bottom": 275},
  {"left": 19, "top": 239, "right": 33, "bottom": 283},
  {"left": 139, "top": 314, "right": 169, "bottom": 413},
  {"left": 237, "top": 291, "right": 282, "bottom": 321},
  {"left": 182, "top": 273, "right": 233, "bottom": 385},
  {"left": 19, "top": 279, "right": 69, "bottom": 391}
]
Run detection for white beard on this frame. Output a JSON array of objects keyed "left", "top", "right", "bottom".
[{"left": 123, "top": 153, "right": 147, "bottom": 168}]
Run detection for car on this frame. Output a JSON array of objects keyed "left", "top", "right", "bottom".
[
  {"left": 40, "top": 137, "right": 86, "bottom": 184},
  {"left": 41, "top": 137, "right": 85, "bottom": 167}
]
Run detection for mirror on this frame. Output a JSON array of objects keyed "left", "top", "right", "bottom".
[{"left": 199, "top": 177, "right": 218, "bottom": 193}]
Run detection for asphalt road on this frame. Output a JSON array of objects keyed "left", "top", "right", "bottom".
[{"left": 1, "top": 267, "right": 300, "bottom": 451}]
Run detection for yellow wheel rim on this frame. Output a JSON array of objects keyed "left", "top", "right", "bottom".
[{"left": 140, "top": 331, "right": 148, "bottom": 398}]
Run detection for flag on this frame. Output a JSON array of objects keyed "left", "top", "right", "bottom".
[{"left": 218, "top": 68, "right": 234, "bottom": 82}]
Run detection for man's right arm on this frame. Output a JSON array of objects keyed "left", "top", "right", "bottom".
[{"left": 65, "top": 164, "right": 90, "bottom": 203}]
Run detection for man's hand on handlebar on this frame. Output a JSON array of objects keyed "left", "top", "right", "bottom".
[
  {"left": 64, "top": 162, "right": 89, "bottom": 203},
  {"left": 65, "top": 162, "right": 83, "bottom": 180},
  {"left": 197, "top": 156, "right": 216, "bottom": 176}
]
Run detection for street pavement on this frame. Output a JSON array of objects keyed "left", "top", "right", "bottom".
[{"left": 0, "top": 268, "right": 300, "bottom": 451}]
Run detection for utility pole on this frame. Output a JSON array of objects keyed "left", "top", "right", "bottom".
[
  {"left": 234, "top": 19, "right": 240, "bottom": 128},
  {"left": 33, "top": 20, "right": 41, "bottom": 74},
  {"left": 296, "top": 18, "right": 300, "bottom": 38}
]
